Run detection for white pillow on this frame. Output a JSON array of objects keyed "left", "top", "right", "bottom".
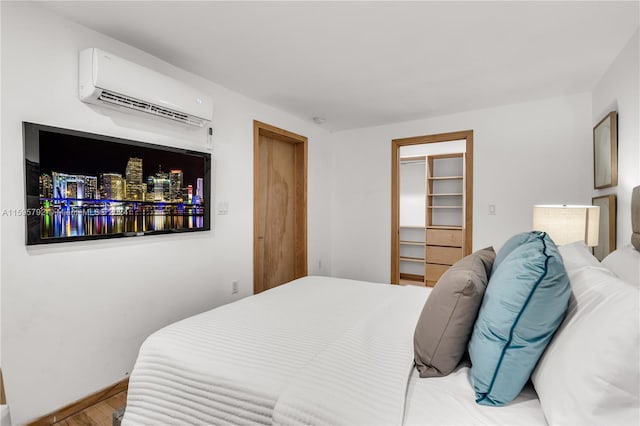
[
  {"left": 602, "top": 244, "right": 640, "bottom": 287},
  {"left": 532, "top": 265, "right": 640, "bottom": 425},
  {"left": 558, "top": 241, "right": 603, "bottom": 273}
]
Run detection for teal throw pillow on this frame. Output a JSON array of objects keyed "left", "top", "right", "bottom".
[
  {"left": 468, "top": 231, "right": 570, "bottom": 406},
  {"left": 491, "top": 231, "right": 541, "bottom": 275}
]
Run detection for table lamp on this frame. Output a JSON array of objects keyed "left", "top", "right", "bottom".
[{"left": 533, "top": 205, "right": 600, "bottom": 246}]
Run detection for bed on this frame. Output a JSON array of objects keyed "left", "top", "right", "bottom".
[{"left": 122, "top": 187, "right": 640, "bottom": 425}]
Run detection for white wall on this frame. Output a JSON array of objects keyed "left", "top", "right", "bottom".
[
  {"left": 399, "top": 139, "right": 466, "bottom": 157},
  {"left": 330, "top": 93, "right": 593, "bottom": 283},
  {"left": 592, "top": 29, "right": 640, "bottom": 247},
  {"left": 0, "top": 3, "right": 332, "bottom": 424},
  {"left": 399, "top": 162, "right": 426, "bottom": 227},
  {"left": 399, "top": 140, "right": 467, "bottom": 228}
]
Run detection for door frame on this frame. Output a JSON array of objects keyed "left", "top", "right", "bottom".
[
  {"left": 391, "top": 130, "right": 473, "bottom": 284},
  {"left": 253, "top": 120, "right": 308, "bottom": 294}
]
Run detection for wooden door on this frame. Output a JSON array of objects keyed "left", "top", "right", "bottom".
[{"left": 254, "top": 121, "right": 307, "bottom": 294}]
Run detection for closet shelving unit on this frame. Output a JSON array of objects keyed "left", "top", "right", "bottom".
[
  {"left": 425, "top": 153, "right": 465, "bottom": 286},
  {"left": 398, "top": 156, "right": 427, "bottom": 286},
  {"left": 399, "top": 225, "right": 426, "bottom": 285},
  {"left": 392, "top": 130, "right": 473, "bottom": 288},
  {"left": 398, "top": 152, "right": 467, "bottom": 287}
]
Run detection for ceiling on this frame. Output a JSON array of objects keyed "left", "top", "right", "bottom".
[{"left": 40, "top": 1, "right": 639, "bottom": 132}]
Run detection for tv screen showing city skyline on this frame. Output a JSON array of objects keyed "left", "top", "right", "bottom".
[{"left": 24, "top": 122, "right": 211, "bottom": 245}]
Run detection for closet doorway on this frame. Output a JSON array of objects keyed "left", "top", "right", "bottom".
[
  {"left": 391, "top": 131, "right": 473, "bottom": 286},
  {"left": 253, "top": 121, "right": 307, "bottom": 294}
]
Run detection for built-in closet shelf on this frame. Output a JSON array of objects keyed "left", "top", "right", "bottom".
[
  {"left": 400, "top": 256, "right": 425, "bottom": 263},
  {"left": 396, "top": 148, "right": 469, "bottom": 288},
  {"left": 425, "top": 152, "right": 466, "bottom": 287},
  {"left": 400, "top": 279, "right": 426, "bottom": 287},
  {"left": 400, "top": 241, "right": 425, "bottom": 246},
  {"left": 428, "top": 176, "right": 463, "bottom": 180}
]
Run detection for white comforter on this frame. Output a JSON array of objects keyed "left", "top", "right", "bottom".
[
  {"left": 122, "top": 276, "right": 428, "bottom": 425},
  {"left": 272, "top": 281, "right": 426, "bottom": 425},
  {"left": 123, "top": 276, "right": 547, "bottom": 425}
]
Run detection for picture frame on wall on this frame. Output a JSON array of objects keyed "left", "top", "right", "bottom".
[
  {"left": 592, "top": 194, "right": 616, "bottom": 261},
  {"left": 23, "top": 122, "right": 212, "bottom": 245},
  {"left": 593, "top": 111, "right": 618, "bottom": 189}
]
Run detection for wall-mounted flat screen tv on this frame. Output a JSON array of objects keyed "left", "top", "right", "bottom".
[{"left": 24, "top": 122, "right": 211, "bottom": 245}]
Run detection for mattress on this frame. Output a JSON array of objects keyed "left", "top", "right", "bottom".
[{"left": 123, "top": 276, "right": 548, "bottom": 425}]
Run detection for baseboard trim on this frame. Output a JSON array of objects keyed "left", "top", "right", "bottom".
[{"left": 26, "top": 378, "right": 129, "bottom": 426}]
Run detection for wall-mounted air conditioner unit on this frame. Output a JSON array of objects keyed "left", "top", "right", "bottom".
[{"left": 79, "top": 48, "right": 213, "bottom": 127}]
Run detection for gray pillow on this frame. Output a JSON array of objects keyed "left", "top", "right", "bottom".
[{"left": 414, "top": 247, "right": 495, "bottom": 377}]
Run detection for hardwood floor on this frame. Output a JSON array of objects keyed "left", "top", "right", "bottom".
[{"left": 52, "top": 391, "right": 126, "bottom": 426}]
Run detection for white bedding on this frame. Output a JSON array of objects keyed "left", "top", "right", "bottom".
[
  {"left": 272, "top": 284, "right": 426, "bottom": 425},
  {"left": 122, "top": 276, "right": 428, "bottom": 425},
  {"left": 601, "top": 243, "right": 640, "bottom": 287},
  {"left": 123, "top": 276, "right": 548, "bottom": 425},
  {"left": 405, "top": 365, "right": 546, "bottom": 425}
]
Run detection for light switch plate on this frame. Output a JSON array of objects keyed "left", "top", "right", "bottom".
[{"left": 217, "top": 201, "right": 229, "bottom": 215}]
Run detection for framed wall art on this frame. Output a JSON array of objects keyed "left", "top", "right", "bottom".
[
  {"left": 24, "top": 122, "right": 212, "bottom": 245},
  {"left": 593, "top": 111, "right": 618, "bottom": 189},
  {"left": 592, "top": 194, "right": 616, "bottom": 261}
]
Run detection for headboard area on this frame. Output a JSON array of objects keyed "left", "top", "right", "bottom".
[
  {"left": 632, "top": 185, "right": 640, "bottom": 251},
  {"left": 601, "top": 185, "right": 640, "bottom": 287}
]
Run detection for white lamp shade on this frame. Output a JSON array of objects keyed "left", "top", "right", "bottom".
[{"left": 533, "top": 205, "right": 600, "bottom": 246}]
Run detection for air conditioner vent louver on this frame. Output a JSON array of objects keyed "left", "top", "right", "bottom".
[{"left": 98, "top": 90, "right": 207, "bottom": 127}]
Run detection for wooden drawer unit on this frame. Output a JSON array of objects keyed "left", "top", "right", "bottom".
[
  {"left": 426, "top": 245, "right": 463, "bottom": 266},
  {"left": 425, "top": 263, "right": 449, "bottom": 286},
  {"left": 426, "top": 228, "right": 462, "bottom": 247}
]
